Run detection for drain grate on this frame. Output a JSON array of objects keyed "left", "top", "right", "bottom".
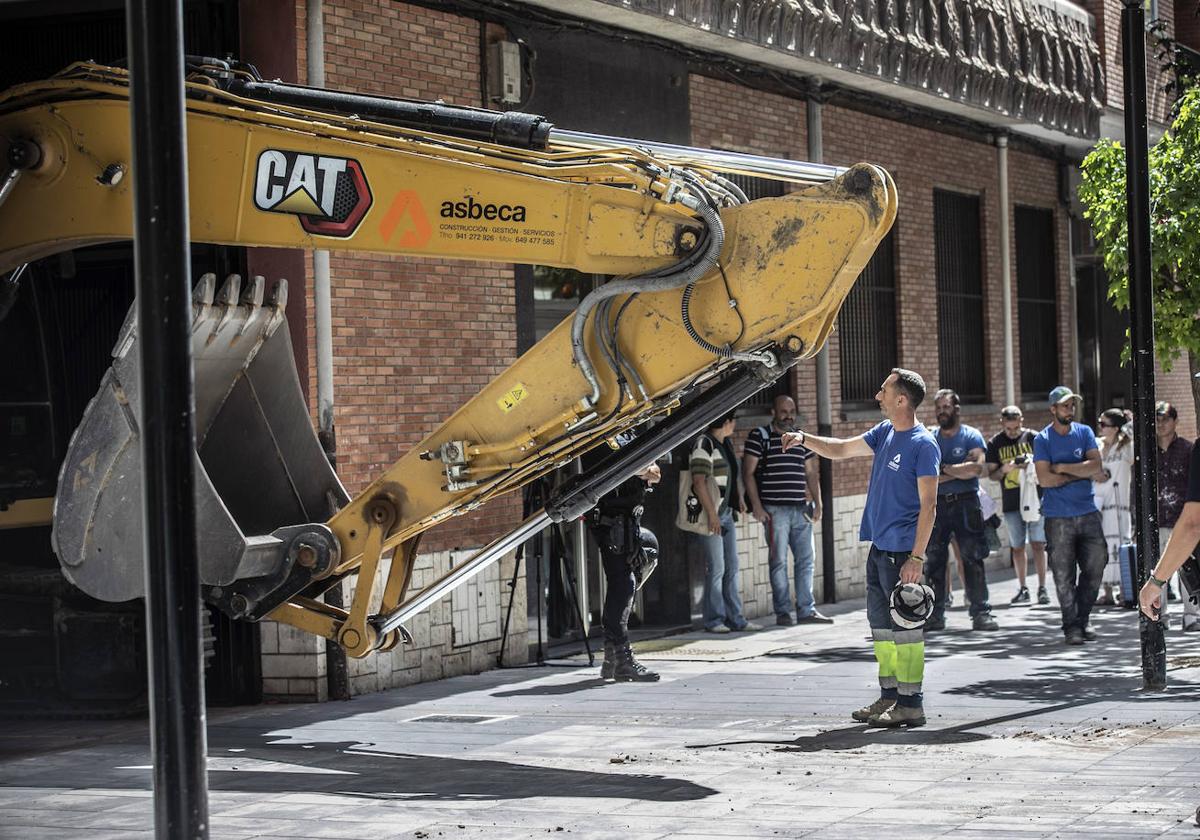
[{"left": 404, "top": 713, "right": 509, "bottom": 724}]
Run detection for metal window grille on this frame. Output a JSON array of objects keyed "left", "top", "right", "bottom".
[
  {"left": 839, "top": 229, "right": 898, "bottom": 406},
  {"left": 934, "top": 190, "right": 987, "bottom": 402},
  {"left": 1015, "top": 206, "right": 1059, "bottom": 398}
]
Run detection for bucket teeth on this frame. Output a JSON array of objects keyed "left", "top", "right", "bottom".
[{"left": 53, "top": 270, "right": 348, "bottom": 605}]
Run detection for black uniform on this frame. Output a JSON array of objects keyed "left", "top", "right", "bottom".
[{"left": 586, "top": 471, "right": 648, "bottom": 647}]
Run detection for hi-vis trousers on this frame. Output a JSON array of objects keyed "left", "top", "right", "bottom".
[{"left": 865, "top": 545, "right": 924, "bottom": 708}]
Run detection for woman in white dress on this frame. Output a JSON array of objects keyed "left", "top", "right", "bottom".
[{"left": 1093, "top": 408, "right": 1134, "bottom": 605}]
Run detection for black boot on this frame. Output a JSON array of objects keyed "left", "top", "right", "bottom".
[
  {"left": 600, "top": 641, "right": 616, "bottom": 681},
  {"left": 613, "top": 644, "right": 659, "bottom": 682}
]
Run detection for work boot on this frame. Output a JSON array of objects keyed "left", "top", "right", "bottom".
[
  {"left": 1037, "top": 586, "right": 1051, "bottom": 605},
  {"left": 613, "top": 644, "right": 660, "bottom": 682},
  {"left": 869, "top": 704, "right": 926, "bottom": 728},
  {"left": 924, "top": 617, "right": 946, "bottom": 632},
  {"left": 1010, "top": 586, "right": 1030, "bottom": 605},
  {"left": 1081, "top": 627, "right": 1097, "bottom": 641},
  {"left": 600, "top": 641, "right": 616, "bottom": 681},
  {"left": 972, "top": 612, "right": 999, "bottom": 631},
  {"left": 851, "top": 697, "right": 895, "bottom": 722},
  {"left": 1065, "top": 627, "right": 1085, "bottom": 645}
]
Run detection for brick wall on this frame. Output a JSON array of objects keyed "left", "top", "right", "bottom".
[
  {"left": 261, "top": 1, "right": 528, "bottom": 701},
  {"left": 1089, "top": 0, "right": 1175, "bottom": 125},
  {"left": 1175, "top": 0, "right": 1200, "bottom": 51}
]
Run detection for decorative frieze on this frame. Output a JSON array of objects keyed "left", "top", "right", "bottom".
[{"left": 594, "top": 0, "right": 1102, "bottom": 136}]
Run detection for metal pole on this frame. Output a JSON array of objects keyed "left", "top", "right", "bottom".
[
  {"left": 125, "top": 0, "right": 209, "bottom": 835},
  {"left": 305, "top": 0, "right": 349, "bottom": 703},
  {"left": 996, "top": 134, "right": 1015, "bottom": 407},
  {"left": 808, "top": 88, "right": 837, "bottom": 603},
  {"left": 571, "top": 458, "right": 591, "bottom": 638},
  {"left": 1121, "top": 0, "right": 1166, "bottom": 690}
]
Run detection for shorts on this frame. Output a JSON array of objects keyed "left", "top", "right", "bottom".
[{"left": 1004, "top": 510, "right": 1045, "bottom": 546}]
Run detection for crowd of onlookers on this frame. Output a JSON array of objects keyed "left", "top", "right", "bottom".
[{"left": 676, "top": 389, "right": 1198, "bottom": 640}]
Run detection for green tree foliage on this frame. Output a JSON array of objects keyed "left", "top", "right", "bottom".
[{"left": 1079, "top": 85, "right": 1200, "bottom": 396}]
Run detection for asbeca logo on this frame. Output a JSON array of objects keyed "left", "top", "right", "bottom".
[{"left": 254, "top": 150, "right": 372, "bottom": 237}]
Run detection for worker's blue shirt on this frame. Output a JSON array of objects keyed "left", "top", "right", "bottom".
[
  {"left": 1033, "top": 422, "right": 1100, "bottom": 518},
  {"left": 860, "top": 420, "right": 941, "bottom": 552},
  {"left": 932, "top": 423, "right": 986, "bottom": 496}
]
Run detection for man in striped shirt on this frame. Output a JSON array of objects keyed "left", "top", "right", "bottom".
[{"left": 743, "top": 395, "right": 833, "bottom": 626}]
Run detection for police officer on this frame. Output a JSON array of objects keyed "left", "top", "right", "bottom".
[{"left": 585, "top": 455, "right": 662, "bottom": 683}]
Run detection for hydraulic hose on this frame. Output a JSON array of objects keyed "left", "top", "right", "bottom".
[{"left": 570, "top": 197, "right": 724, "bottom": 408}]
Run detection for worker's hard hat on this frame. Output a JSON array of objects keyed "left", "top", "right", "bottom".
[{"left": 890, "top": 582, "right": 935, "bottom": 630}]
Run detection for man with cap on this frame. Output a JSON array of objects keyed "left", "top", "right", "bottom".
[
  {"left": 1155, "top": 401, "right": 1198, "bottom": 631},
  {"left": 1033, "top": 386, "right": 1106, "bottom": 645},
  {"left": 986, "top": 404, "right": 1050, "bottom": 605}
]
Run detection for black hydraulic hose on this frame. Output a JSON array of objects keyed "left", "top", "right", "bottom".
[
  {"left": 545, "top": 348, "right": 793, "bottom": 523},
  {"left": 225, "top": 79, "right": 554, "bottom": 149}
]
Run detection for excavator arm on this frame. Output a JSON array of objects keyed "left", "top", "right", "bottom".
[{"left": 0, "top": 61, "right": 896, "bottom": 657}]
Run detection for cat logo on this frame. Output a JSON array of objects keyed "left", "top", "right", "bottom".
[{"left": 253, "top": 150, "right": 372, "bottom": 237}]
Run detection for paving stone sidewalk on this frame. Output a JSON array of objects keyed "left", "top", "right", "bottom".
[{"left": 2, "top": 579, "right": 1200, "bottom": 839}]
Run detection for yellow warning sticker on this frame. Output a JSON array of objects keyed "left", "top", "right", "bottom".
[{"left": 497, "top": 383, "right": 529, "bottom": 413}]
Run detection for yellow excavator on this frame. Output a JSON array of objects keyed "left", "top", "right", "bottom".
[{"left": 0, "top": 59, "right": 896, "bottom": 659}]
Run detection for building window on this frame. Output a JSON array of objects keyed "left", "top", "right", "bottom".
[
  {"left": 1015, "top": 206, "right": 1059, "bottom": 399},
  {"left": 934, "top": 189, "right": 987, "bottom": 403},
  {"left": 839, "top": 229, "right": 897, "bottom": 407}
]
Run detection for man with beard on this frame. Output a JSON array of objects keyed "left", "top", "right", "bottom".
[
  {"left": 743, "top": 395, "right": 832, "bottom": 626},
  {"left": 1034, "top": 386, "right": 1105, "bottom": 645},
  {"left": 923, "top": 389, "right": 998, "bottom": 632}
]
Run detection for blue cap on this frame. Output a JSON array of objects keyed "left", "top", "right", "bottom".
[{"left": 1048, "top": 385, "right": 1082, "bottom": 406}]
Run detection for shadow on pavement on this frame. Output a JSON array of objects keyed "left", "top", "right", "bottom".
[
  {"left": 491, "top": 677, "right": 610, "bottom": 698},
  {"left": 48, "top": 733, "right": 718, "bottom": 802}
]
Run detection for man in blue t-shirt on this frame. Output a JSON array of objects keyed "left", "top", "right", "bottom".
[
  {"left": 1033, "top": 385, "right": 1105, "bottom": 646},
  {"left": 783, "top": 368, "right": 939, "bottom": 728},
  {"left": 924, "top": 389, "right": 998, "bottom": 632}
]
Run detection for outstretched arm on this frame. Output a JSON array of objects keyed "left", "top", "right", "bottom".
[{"left": 782, "top": 431, "right": 872, "bottom": 460}]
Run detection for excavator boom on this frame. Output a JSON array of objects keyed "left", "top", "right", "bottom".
[{"left": 0, "top": 61, "right": 897, "bottom": 657}]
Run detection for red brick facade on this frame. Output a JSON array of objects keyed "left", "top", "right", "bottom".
[{"left": 294, "top": 1, "right": 520, "bottom": 551}]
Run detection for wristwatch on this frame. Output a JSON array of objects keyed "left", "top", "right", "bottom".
[
  {"left": 797, "top": 430, "right": 806, "bottom": 446},
  {"left": 1149, "top": 573, "right": 1169, "bottom": 588},
  {"left": 909, "top": 554, "right": 926, "bottom": 565}
]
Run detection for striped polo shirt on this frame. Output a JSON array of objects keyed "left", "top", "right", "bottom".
[
  {"left": 689, "top": 434, "right": 737, "bottom": 513},
  {"left": 744, "top": 425, "right": 815, "bottom": 506}
]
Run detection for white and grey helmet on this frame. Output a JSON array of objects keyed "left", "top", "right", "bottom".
[{"left": 890, "top": 582, "right": 936, "bottom": 629}]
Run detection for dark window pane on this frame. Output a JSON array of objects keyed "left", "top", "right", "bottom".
[
  {"left": 1015, "top": 206, "right": 1059, "bottom": 398},
  {"left": 934, "top": 190, "right": 986, "bottom": 402},
  {"left": 840, "top": 230, "right": 897, "bottom": 405}
]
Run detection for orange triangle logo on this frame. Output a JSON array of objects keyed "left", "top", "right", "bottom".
[{"left": 378, "top": 190, "right": 431, "bottom": 248}]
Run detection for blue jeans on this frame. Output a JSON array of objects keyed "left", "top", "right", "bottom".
[
  {"left": 692, "top": 509, "right": 747, "bottom": 630},
  {"left": 1044, "top": 512, "right": 1106, "bottom": 633},
  {"left": 925, "top": 493, "right": 992, "bottom": 620},
  {"left": 764, "top": 504, "right": 817, "bottom": 618}
]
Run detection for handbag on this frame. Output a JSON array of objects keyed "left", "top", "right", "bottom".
[{"left": 676, "top": 435, "right": 722, "bottom": 535}]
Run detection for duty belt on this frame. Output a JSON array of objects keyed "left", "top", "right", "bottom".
[{"left": 939, "top": 490, "right": 977, "bottom": 504}]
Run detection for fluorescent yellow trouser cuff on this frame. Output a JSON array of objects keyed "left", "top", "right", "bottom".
[
  {"left": 872, "top": 628, "right": 897, "bottom": 690},
  {"left": 893, "top": 628, "right": 924, "bottom": 696}
]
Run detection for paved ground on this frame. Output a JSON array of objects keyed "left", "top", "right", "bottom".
[{"left": 3, "top": 579, "right": 1200, "bottom": 839}]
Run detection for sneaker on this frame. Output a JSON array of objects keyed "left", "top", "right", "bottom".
[
  {"left": 1065, "top": 628, "right": 1085, "bottom": 645},
  {"left": 775, "top": 613, "right": 796, "bottom": 627},
  {"left": 1010, "top": 587, "right": 1030, "bottom": 605},
  {"left": 734, "top": 621, "right": 764, "bottom": 632},
  {"left": 704, "top": 624, "right": 731, "bottom": 634},
  {"left": 924, "top": 618, "right": 946, "bottom": 632},
  {"left": 1184, "top": 621, "right": 1200, "bottom": 633},
  {"left": 851, "top": 697, "right": 894, "bottom": 722},
  {"left": 946, "top": 591, "right": 955, "bottom": 608},
  {"left": 1081, "top": 627, "right": 1097, "bottom": 641},
  {"left": 1037, "top": 586, "right": 1051, "bottom": 605},
  {"left": 869, "top": 704, "right": 926, "bottom": 728},
  {"left": 972, "top": 613, "right": 999, "bottom": 631},
  {"left": 796, "top": 611, "right": 835, "bottom": 624}
]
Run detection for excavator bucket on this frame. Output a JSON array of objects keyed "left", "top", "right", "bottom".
[{"left": 53, "top": 273, "right": 348, "bottom": 604}]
